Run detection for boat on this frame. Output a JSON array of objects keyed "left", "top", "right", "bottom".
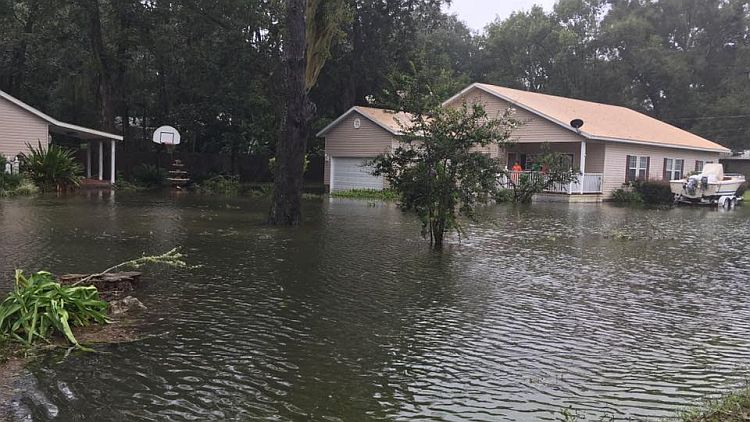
[{"left": 670, "top": 163, "right": 745, "bottom": 206}]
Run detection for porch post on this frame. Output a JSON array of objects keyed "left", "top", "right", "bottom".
[
  {"left": 579, "top": 141, "right": 587, "bottom": 194},
  {"left": 98, "top": 140, "right": 103, "bottom": 180},
  {"left": 86, "top": 142, "right": 92, "bottom": 178},
  {"left": 110, "top": 139, "right": 116, "bottom": 184}
]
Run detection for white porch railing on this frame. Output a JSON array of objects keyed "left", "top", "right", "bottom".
[{"left": 499, "top": 171, "right": 603, "bottom": 194}]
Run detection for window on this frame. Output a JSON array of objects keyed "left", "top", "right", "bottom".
[
  {"left": 695, "top": 160, "right": 704, "bottom": 173},
  {"left": 663, "top": 158, "right": 684, "bottom": 180},
  {"left": 626, "top": 155, "right": 649, "bottom": 182}
]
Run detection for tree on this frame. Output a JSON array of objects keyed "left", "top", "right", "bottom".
[
  {"left": 372, "top": 103, "right": 518, "bottom": 249},
  {"left": 269, "top": 0, "right": 348, "bottom": 225}
]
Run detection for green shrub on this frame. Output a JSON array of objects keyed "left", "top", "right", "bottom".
[
  {"left": 20, "top": 142, "right": 82, "bottom": 191},
  {"left": 132, "top": 164, "right": 168, "bottom": 188},
  {"left": 495, "top": 188, "right": 513, "bottom": 203},
  {"left": 331, "top": 189, "right": 400, "bottom": 201},
  {"left": 631, "top": 179, "right": 674, "bottom": 205},
  {"left": 0, "top": 270, "right": 108, "bottom": 350},
  {"left": 195, "top": 175, "right": 241, "bottom": 195},
  {"left": 0, "top": 172, "right": 22, "bottom": 192},
  {"left": 611, "top": 188, "right": 643, "bottom": 203}
]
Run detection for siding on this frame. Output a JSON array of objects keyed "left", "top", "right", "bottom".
[
  {"left": 324, "top": 111, "right": 396, "bottom": 186},
  {"left": 602, "top": 142, "right": 722, "bottom": 197},
  {"left": 445, "top": 87, "right": 585, "bottom": 143},
  {"left": 0, "top": 96, "right": 49, "bottom": 158}
]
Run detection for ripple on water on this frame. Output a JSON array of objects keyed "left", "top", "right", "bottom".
[{"left": 2, "top": 196, "right": 750, "bottom": 421}]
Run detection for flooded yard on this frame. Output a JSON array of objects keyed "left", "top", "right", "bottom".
[{"left": 1, "top": 192, "right": 749, "bottom": 421}]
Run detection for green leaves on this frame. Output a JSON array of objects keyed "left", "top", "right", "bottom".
[
  {"left": 19, "top": 142, "right": 83, "bottom": 192},
  {"left": 0, "top": 270, "right": 109, "bottom": 350}
]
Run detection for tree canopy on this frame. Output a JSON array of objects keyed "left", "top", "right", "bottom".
[{"left": 1, "top": 0, "right": 749, "bottom": 154}]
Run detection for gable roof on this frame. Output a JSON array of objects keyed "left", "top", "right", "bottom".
[
  {"left": 317, "top": 106, "right": 413, "bottom": 137},
  {"left": 445, "top": 83, "right": 729, "bottom": 153},
  {"left": 0, "top": 90, "right": 123, "bottom": 141}
]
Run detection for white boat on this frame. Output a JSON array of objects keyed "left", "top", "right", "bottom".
[{"left": 670, "top": 163, "right": 745, "bottom": 206}]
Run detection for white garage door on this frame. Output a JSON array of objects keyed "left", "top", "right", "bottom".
[{"left": 331, "top": 157, "right": 384, "bottom": 192}]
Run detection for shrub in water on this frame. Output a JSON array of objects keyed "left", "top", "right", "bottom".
[
  {"left": 611, "top": 188, "right": 643, "bottom": 204},
  {"left": 132, "top": 164, "right": 168, "bottom": 188},
  {"left": 20, "top": 142, "right": 82, "bottom": 191},
  {"left": 631, "top": 180, "right": 674, "bottom": 205},
  {"left": 195, "top": 175, "right": 240, "bottom": 195},
  {"left": 0, "top": 271, "right": 108, "bottom": 350}
]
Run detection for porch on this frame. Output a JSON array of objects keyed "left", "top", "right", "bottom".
[
  {"left": 500, "top": 140, "right": 605, "bottom": 194},
  {"left": 499, "top": 171, "right": 604, "bottom": 194}
]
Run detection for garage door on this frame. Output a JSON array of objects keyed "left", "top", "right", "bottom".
[{"left": 331, "top": 157, "right": 384, "bottom": 192}]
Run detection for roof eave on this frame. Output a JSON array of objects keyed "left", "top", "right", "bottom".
[
  {"left": 590, "top": 135, "right": 731, "bottom": 153},
  {"left": 1, "top": 90, "right": 122, "bottom": 141},
  {"left": 316, "top": 106, "right": 400, "bottom": 137}
]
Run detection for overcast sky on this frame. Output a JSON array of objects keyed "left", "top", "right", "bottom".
[{"left": 444, "top": 0, "right": 557, "bottom": 32}]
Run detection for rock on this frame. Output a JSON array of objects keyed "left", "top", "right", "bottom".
[{"left": 109, "top": 296, "right": 147, "bottom": 315}]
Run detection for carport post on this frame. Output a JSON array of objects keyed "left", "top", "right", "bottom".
[
  {"left": 98, "top": 140, "right": 103, "bottom": 180},
  {"left": 110, "top": 139, "right": 116, "bottom": 184},
  {"left": 86, "top": 141, "right": 92, "bottom": 178}
]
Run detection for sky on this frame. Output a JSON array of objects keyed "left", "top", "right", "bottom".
[{"left": 444, "top": 0, "right": 557, "bottom": 32}]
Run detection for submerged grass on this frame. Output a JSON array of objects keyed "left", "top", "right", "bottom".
[
  {"left": 678, "top": 387, "right": 750, "bottom": 422},
  {"left": 330, "top": 189, "right": 400, "bottom": 201}
]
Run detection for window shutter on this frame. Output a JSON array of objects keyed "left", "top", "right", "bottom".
[
  {"left": 625, "top": 155, "right": 631, "bottom": 182},
  {"left": 646, "top": 157, "right": 651, "bottom": 179},
  {"left": 663, "top": 158, "right": 668, "bottom": 180}
]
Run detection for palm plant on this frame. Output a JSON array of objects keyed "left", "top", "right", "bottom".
[{"left": 20, "top": 142, "right": 83, "bottom": 192}]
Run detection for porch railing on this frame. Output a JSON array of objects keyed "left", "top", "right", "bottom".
[{"left": 499, "top": 171, "right": 603, "bottom": 194}]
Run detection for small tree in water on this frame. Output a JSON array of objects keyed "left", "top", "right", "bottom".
[{"left": 372, "top": 103, "right": 517, "bottom": 249}]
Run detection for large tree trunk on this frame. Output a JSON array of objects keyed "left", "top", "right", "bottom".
[{"left": 269, "top": 0, "right": 311, "bottom": 225}]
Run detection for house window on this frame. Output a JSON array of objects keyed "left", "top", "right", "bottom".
[
  {"left": 626, "top": 155, "right": 649, "bottom": 182},
  {"left": 695, "top": 160, "right": 704, "bottom": 173},
  {"left": 664, "top": 158, "right": 685, "bottom": 180}
]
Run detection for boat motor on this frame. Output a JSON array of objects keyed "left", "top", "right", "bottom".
[{"left": 700, "top": 176, "right": 709, "bottom": 190}]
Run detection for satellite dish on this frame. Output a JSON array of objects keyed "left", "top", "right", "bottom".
[
  {"left": 570, "top": 119, "right": 584, "bottom": 129},
  {"left": 152, "top": 125, "right": 181, "bottom": 145}
]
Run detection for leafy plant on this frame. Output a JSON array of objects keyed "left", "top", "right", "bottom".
[
  {"left": 20, "top": 142, "right": 83, "bottom": 192},
  {"left": 331, "top": 189, "right": 400, "bottom": 201},
  {"left": 372, "top": 102, "right": 518, "bottom": 248},
  {"left": 132, "top": 164, "right": 168, "bottom": 188},
  {"left": 195, "top": 175, "right": 241, "bottom": 195},
  {"left": 611, "top": 188, "right": 643, "bottom": 204},
  {"left": 0, "top": 271, "right": 108, "bottom": 350},
  {"left": 630, "top": 180, "right": 673, "bottom": 205}
]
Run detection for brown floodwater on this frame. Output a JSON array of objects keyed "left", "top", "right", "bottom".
[{"left": 1, "top": 192, "right": 749, "bottom": 421}]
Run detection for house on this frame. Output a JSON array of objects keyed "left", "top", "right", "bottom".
[
  {"left": 721, "top": 151, "right": 750, "bottom": 180},
  {"left": 0, "top": 90, "right": 122, "bottom": 183},
  {"left": 318, "top": 83, "right": 730, "bottom": 200}
]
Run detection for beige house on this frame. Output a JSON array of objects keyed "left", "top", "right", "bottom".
[
  {"left": 0, "top": 90, "right": 122, "bottom": 183},
  {"left": 318, "top": 83, "right": 730, "bottom": 200}
]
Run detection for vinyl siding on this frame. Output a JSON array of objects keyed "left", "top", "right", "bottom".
[
  {"left": 324, "top": 111, "right": 396, "bottom": 186},
  {"left": 0, "top": 97, "right": 49, "bottom": 158},
  {"left": 602, "top": 142, "right": 722, "bottom": 197},
  {"left": 445, "top": 87, "right": 585, "bottom": 143}
]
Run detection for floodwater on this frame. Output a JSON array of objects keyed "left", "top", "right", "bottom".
[{"left": 1, "top": 192, "right": 749, "bottom": 421}]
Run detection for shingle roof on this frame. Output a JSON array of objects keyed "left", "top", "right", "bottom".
[
  {"left": 450, "top": 83, "right": 729, "bottom": 153},
  {"left": 316, "top": 106, "right": 413, "bottom": 137}
]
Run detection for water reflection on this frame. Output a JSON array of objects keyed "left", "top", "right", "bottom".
[{"left": 1, "top": 194, "right": 749, "bottom": 420}]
